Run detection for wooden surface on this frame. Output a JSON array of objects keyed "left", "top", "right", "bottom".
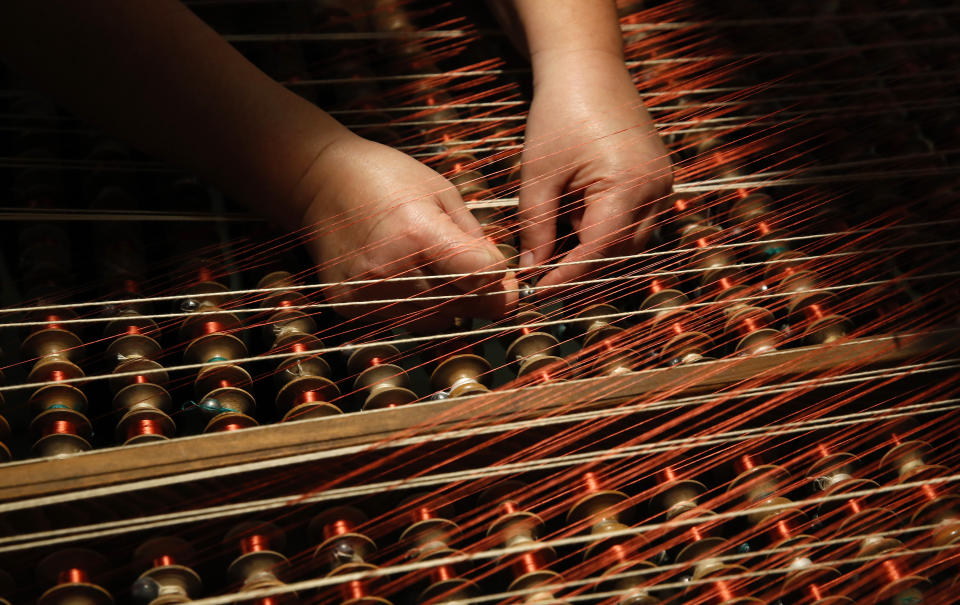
[{"left": 0, "top": 328, "right": 955, "bottom": 505}]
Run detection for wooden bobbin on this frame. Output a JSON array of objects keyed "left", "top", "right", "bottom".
[
  {"left": 666, "top": 192, "right": 712, "bottom": 241},
  {"left": 653, "top": 309, "right": 715, "bottom": 366},
  {"left": 591, "top": 346, "right": 643, "bottom": 376},
  {"left": 183, "top": 330, "right": 247, "bottom": 366},
  {"left": 263, "top": 308, "right": 317, "bottom": 348},
  {"left": 180, "top": 279, "right": 231, "bottom": 311},
  {"left": 111, "top": 359, "right": 171, "bottom": 413},
  {"left": 22, "top": 315, "right": 84, "bottom": 363},
  {"left": 881, "top": 440, "right": 949, "bottom": 483},
  {"left": 729, "top": 193, "right": 775, "bottom": 227},
  {"left": 787, "top": 291, "right": 853, "bottom": 345},
  {"left": 134, "top": 536, "right": 202, "bottom": 604},
  {"left": 673, "top": 512, "right": 729, "bottom": 579},
  {"left": 507, "top": 330, "right": 568, "bottom": 379},
  {"left": 104, "top": 312, "right": 161, "bottom": 361},
  {"left": 872, "top": 553, "right": 930, "bottom": 605},
  {"left": 399, "top": 496, "right": 460, "bottom": 563},
  {"left": 807, "top": 451, "right": 860, "bottom": 494},
  {"left": 571, "top": 304, "right": 624, "bottom": 349},
  {"left": 194, "top": 364, "right": 257, "bottom": 418},
  {"left": 910, "top": 494, "right": 960, "bottom": 547},
  {"left": 204, "top": 412, "right": 259, "bottom": 434},
  {"left": 650, "top": 470, "right": 707, "bottom": 521},
  {"left": 684, "top": 565, "right": 762, "bottom": 605},
  {"left": 780, "top": 565, "right": 853, "bottom": 605},
  {"left": 117, "top": 408, "right": 176, "bottom": 445},
  {"left": 36, "top": 548, "right": 113, "bottom": 605},
  {"left": 723, "top": 307, "right": 779, "bottom": 354},
  {"left": 225, "top": 521, "right": 290, "bottom": 595},
  {"left": 430, "top": 354, "right": 492, "bottom": 398},
  {"left": 597, "top": 560, "right": 661, "bottom": 605},
  {"left": 348, "top": 344, "right": 417, "bottom": 410},
  {"left": 31, "top": 408, "right": 92, "bottom": 457},
  {"left": 567, "top": 473, "right": 632, "bottom": 560},
  {"left": 311, "top": 506, "right": 377, "bottom": 574}
]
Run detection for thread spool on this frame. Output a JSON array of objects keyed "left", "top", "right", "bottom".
[
  {"left": 590, "top": 346, "right": 643, "bottom": 376},
  {"left": 650, "top": 468, "right": 707, "bottom": 521},
  {"left": 506, "top": 328, "right": 568, "bottom": 379},
  {"left": 348, "top": 344, "right": 417, "bottom": 410},
  {"left": 597, "top": 560, "right": 661, "bottom": 605},
  {"left": 110, "top": 358, "right": 172, "bottom": 414},
  {"left": 571, "top": 304, "right": 624, "bottom": 349},
  {"left": 880, "top": 439, "right": 948, "bottom": 483},
  {"left": 133, "top": 536, "right": 202, "bottom": 604},
  {"left": 192, "top": 364, "right": 257, "bottom": 420},
  {"left": 22, "top": 314, "right": 84, "bottom": 362},
  {"left": 430, "top": 354, "right": 492, "bottom": 398},
  {"left": 310, "top": 506, "right": 377, "bottom": 575},
  {"left": 117, "top": 408, "right": 176, "bottom": 445},
  {"left": 673, "top": 513, "right": 730, "bottom": 581},
  {"left": 274, "top": 334, "right": 341, "bottom": 418},
  {"left": 729, "top": 193, "right": 776, "bottom": 227},
  {"left": 787, "top": 291, "right": 853, "bottom": 345},
  {"left": 873, "top": 555, "right": 930, "bottom": 605},
  {"left": 666, "top": 192, "right": 712, "bottom": 241},
  {"left": 780, "top": 565, "right": 853, "bottom": 605},
  {"left": 224, "top": 521, "right": 290, "bottom": 594},
  {"left": 680, "top": 225, "right": 739, "bottom": 289},
  {"left": 653, "top": 309, "right": 715, "bottom": 365},
  {"left": 31, "top": 408, "right": 92, "bottom": 457},
  {"left": 204, "top": 412, "right": 258, "bottom": 433},
  {"left": 723, "top": 307, "right": 779, "bottom": 354},
  {"left": 567, "top": 472, "right": 633, "bottom": 560},
  {"left": 36, "top": 548, "right": 113, "bottom": 605},
  {"left": 103, "top": 308, "right": 159, "bottom": 351},
  {"left": 399, "top": 496, "right": 460, "bottom": 562}
]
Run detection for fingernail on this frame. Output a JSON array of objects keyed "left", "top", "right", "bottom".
[{"left": 519, "top": 251, "right": 534, "bottom": 268}]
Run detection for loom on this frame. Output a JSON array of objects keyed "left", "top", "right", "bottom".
[{"left": 0, "top": 0, "right": 958, "bottom": 603}]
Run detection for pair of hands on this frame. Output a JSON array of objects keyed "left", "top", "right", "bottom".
[{"left": 300, "top": 51, "right": 673, "bottom": 329}]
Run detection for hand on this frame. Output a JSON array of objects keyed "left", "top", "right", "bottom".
[
  {"left": 296, "top": 134, "right": 517, "bottom": 330},
  {"left": 518, "top": 50, "right": 673, "bottom": 292}
]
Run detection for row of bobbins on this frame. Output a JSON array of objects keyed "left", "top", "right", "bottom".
[
  {"left": 21, "top": 307, "right": 93, "bottom": 457},
  {"left": 179, "top": 270, "right": 259, "bottom": 433}
]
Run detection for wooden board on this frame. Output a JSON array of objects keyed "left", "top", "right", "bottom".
[{"left": 0, "top": 328, "right": 955, "bottom": 504}]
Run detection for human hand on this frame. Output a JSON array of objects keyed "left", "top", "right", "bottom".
[
  {"left": 295, "top": 133, "right": 517, "bottom": 330},
  {"left": 518, "top": 49, "right": 673, "bottom": 291}
]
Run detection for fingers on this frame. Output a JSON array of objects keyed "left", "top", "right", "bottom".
[
  {"left": 517, "top": 163, "right": 563, "bottom": 269},
  {"left": 436, "top": 185, "right": 486, "bottom": 240},
  {"left": 537, "top": 185, "right": 638, "bottom": 290},
  {"left": 423, "top": 212, "right": 518, "bottom": 317}
]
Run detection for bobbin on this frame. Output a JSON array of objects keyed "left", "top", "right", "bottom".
[
  {"left": 597, "top": 560, "right": 661, "bottom": 605},
  {"left": 194, "top": 364, "right": 257, "bottom": 418},
  {"left": 590, "top": 346, "right": 644, "bottom": 376},
  {"left": 263, "top": 308, "right": 317, "bottom": 347},
  {"left": 680, "top": 225, "right": 739, "bottom": 288},
  {"left": 682, "top": 565, "right": 761, "bottom": 605},
  {"left": 729, "top": 193, "right": 776, "bottom": 227},
  {"left": 224, "top": 521, "right": 289, "bottom": 592},
  {"left": 672, "top": 512, "right": 729, "bottom": 579},
  {"left": 505, "top": 328, "right": 568, "bottom": 379},
  {"left": 779, "top": 564, "right": 853, "bottom": 605},
  {"left": 909, "top": 493, "right": 960, "bottom": 546},
  {"left": 117, "top": 408, "right": 177, "bottom": 444},
  {"left": 722, "top": 306, "right": 779, "bottom": 354},
  {"left": 665, "top": 192, "right": 712, "bottom": 241},
  {"left": 133, "top": 536, "right": 202, "bottom": 604},
  {"left": 399, "top": 495, "right": 460, "bottom": 561},
  {"left": 880, "top": 439, "right": 948, "bottom": 483},
  {"left": 111, "top": 359, "right": 172, "bottom": 413},
  {"left": 257, "top": 270, "right": 312, "bottom": 310},
  {"left": 567, "top": 472, "right": 633, "bottom": 559},
  {"left": 182, "top": 321, "right": 247, "bottom": 366},
  {"left": 31, "top": 408, "right": 92, "bottom": 457},
  {"left": 871, "top": 553, "right": 930, "bottom": 605},
  {"left": 103, "top": 311, "right": 161, "bottom": 361},
  {"left": 348, "top": 343, "right": 417, "bottom": 410},
  {"left": 36, "top": 547, "right": 113, "bottom": 605},
  {"left": 22, "top": 313, "right": 83, "bottom": 363},
  {"left": 570, "top": 304, "right": 624, "bottom": 349},
  {"left": 786, "top": 291, "right": 853, "bottom": 345},
  {"left": 205, "top": 412, "right": 259, "bottom": 434},
  {"left": 180, "top": 278, "right": 231, "bottom": 311},
  {"left": 430, "top": 354, "right": 492, "bottom": 398},
  {"left": 807, "top": 450, "right": 860, "bottom": 494},
  {"left": 651, "top": 308, "right": 715, "bottom": 365},
  {"left": 311, "top": 506, "right": 378, "bottom": 574},
  {"left": 649, "top": 469, "right": 707, "bottom": 521}
]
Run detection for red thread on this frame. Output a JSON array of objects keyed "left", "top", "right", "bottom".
[
  {"left": 415, "top": 505, "right": 434, "bottom": 522},
  {"left": 221, "top": 423, "right": 243, "bottom": 432},
  {"left": 153, "top": 555, "right": 175, "bottom": 567},
  {"left": 662, "top": 467, "right": 677, "bottom": 483},
  {"left": 58, "top": 568, "right": 87, "bottom": 584},
  {"left": 740, "top": 455, "right": 755, "bottom": 472},
  {"left": 501, "top": 501, "right": 518, "bottom": 515},
  {"left": 847, "top": 499, "right": 861, "bottom": 514},
  {"left": 817, "top": 444, "right": 831, "bottom": 458},
  {"left": 51, "top": 370, "right": 65, "bottom": 382},
  {"left": 299, "top": 391, "right": 318, "bottom": 404},
  {"left": 715, "top": 580, "right": 733, "bottom": 601},
  {"left": 128, "top": 419, "right": 160, "bottom": 440},
  {"left": 882, "top": 560, "right": 902, "bottom": 582},
  {"left": 671, "top": 321, "right": 684, "bottom": 335},
  {"left": 203, "top": 321, "right": 223, "bottom": 335},
  {"left": 804, "top": 304, "right": 825, "bottom": 321},
  {"left": 345, "top": 580, "right": 367, "bottom": 601},
  {"left": 241, "top": 534, "right": 269, "bottom": 554},
  {"left": 134, "top": 375, "right": 147, "bottom": 384},
  {"left": 757, "top": 222, "right": 771, "bottom": 236},
  {"left": 690, "top": 526, "right": 703, "bottom": 541},
  {"left": 922, "top": 484, "right": 937, "bottom": 501},
  {"left": 219, "top": 380, "right": 230, "bottom": 389},
  {"left": 291, "top": 343, "right": 307, "bottom": 353},
  {"left": 650, "top": 279, "right": 663, "bottom": 294},
  {"left": 431, "top": 564, "right": 454, "bottom": 583},
  {"left": 126, "top": 325, "right": 141, "bottom": 335},
  {"left": 323, "top": 519, "right": 353, "bottom": 540},
  {"left": 45, "top": 420, "right": 76, "bottom": 436},
  {"left": 512, "top": 552, "right": 543, "bottom": 577},
  {"left": 46, "top": 315, "right": 61, "bottom": 329},
  {"left": 584, "top": 472, "right": 600, "bottom": 493},
  {"left": 808, "top": 584, "right": 823, "bottom": 601},
  {"left": 370, "top": 357, "right": 381, "bottom": 366},
  {"left": 198, "top": 268, "right": 212, "bottom": 282}
]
